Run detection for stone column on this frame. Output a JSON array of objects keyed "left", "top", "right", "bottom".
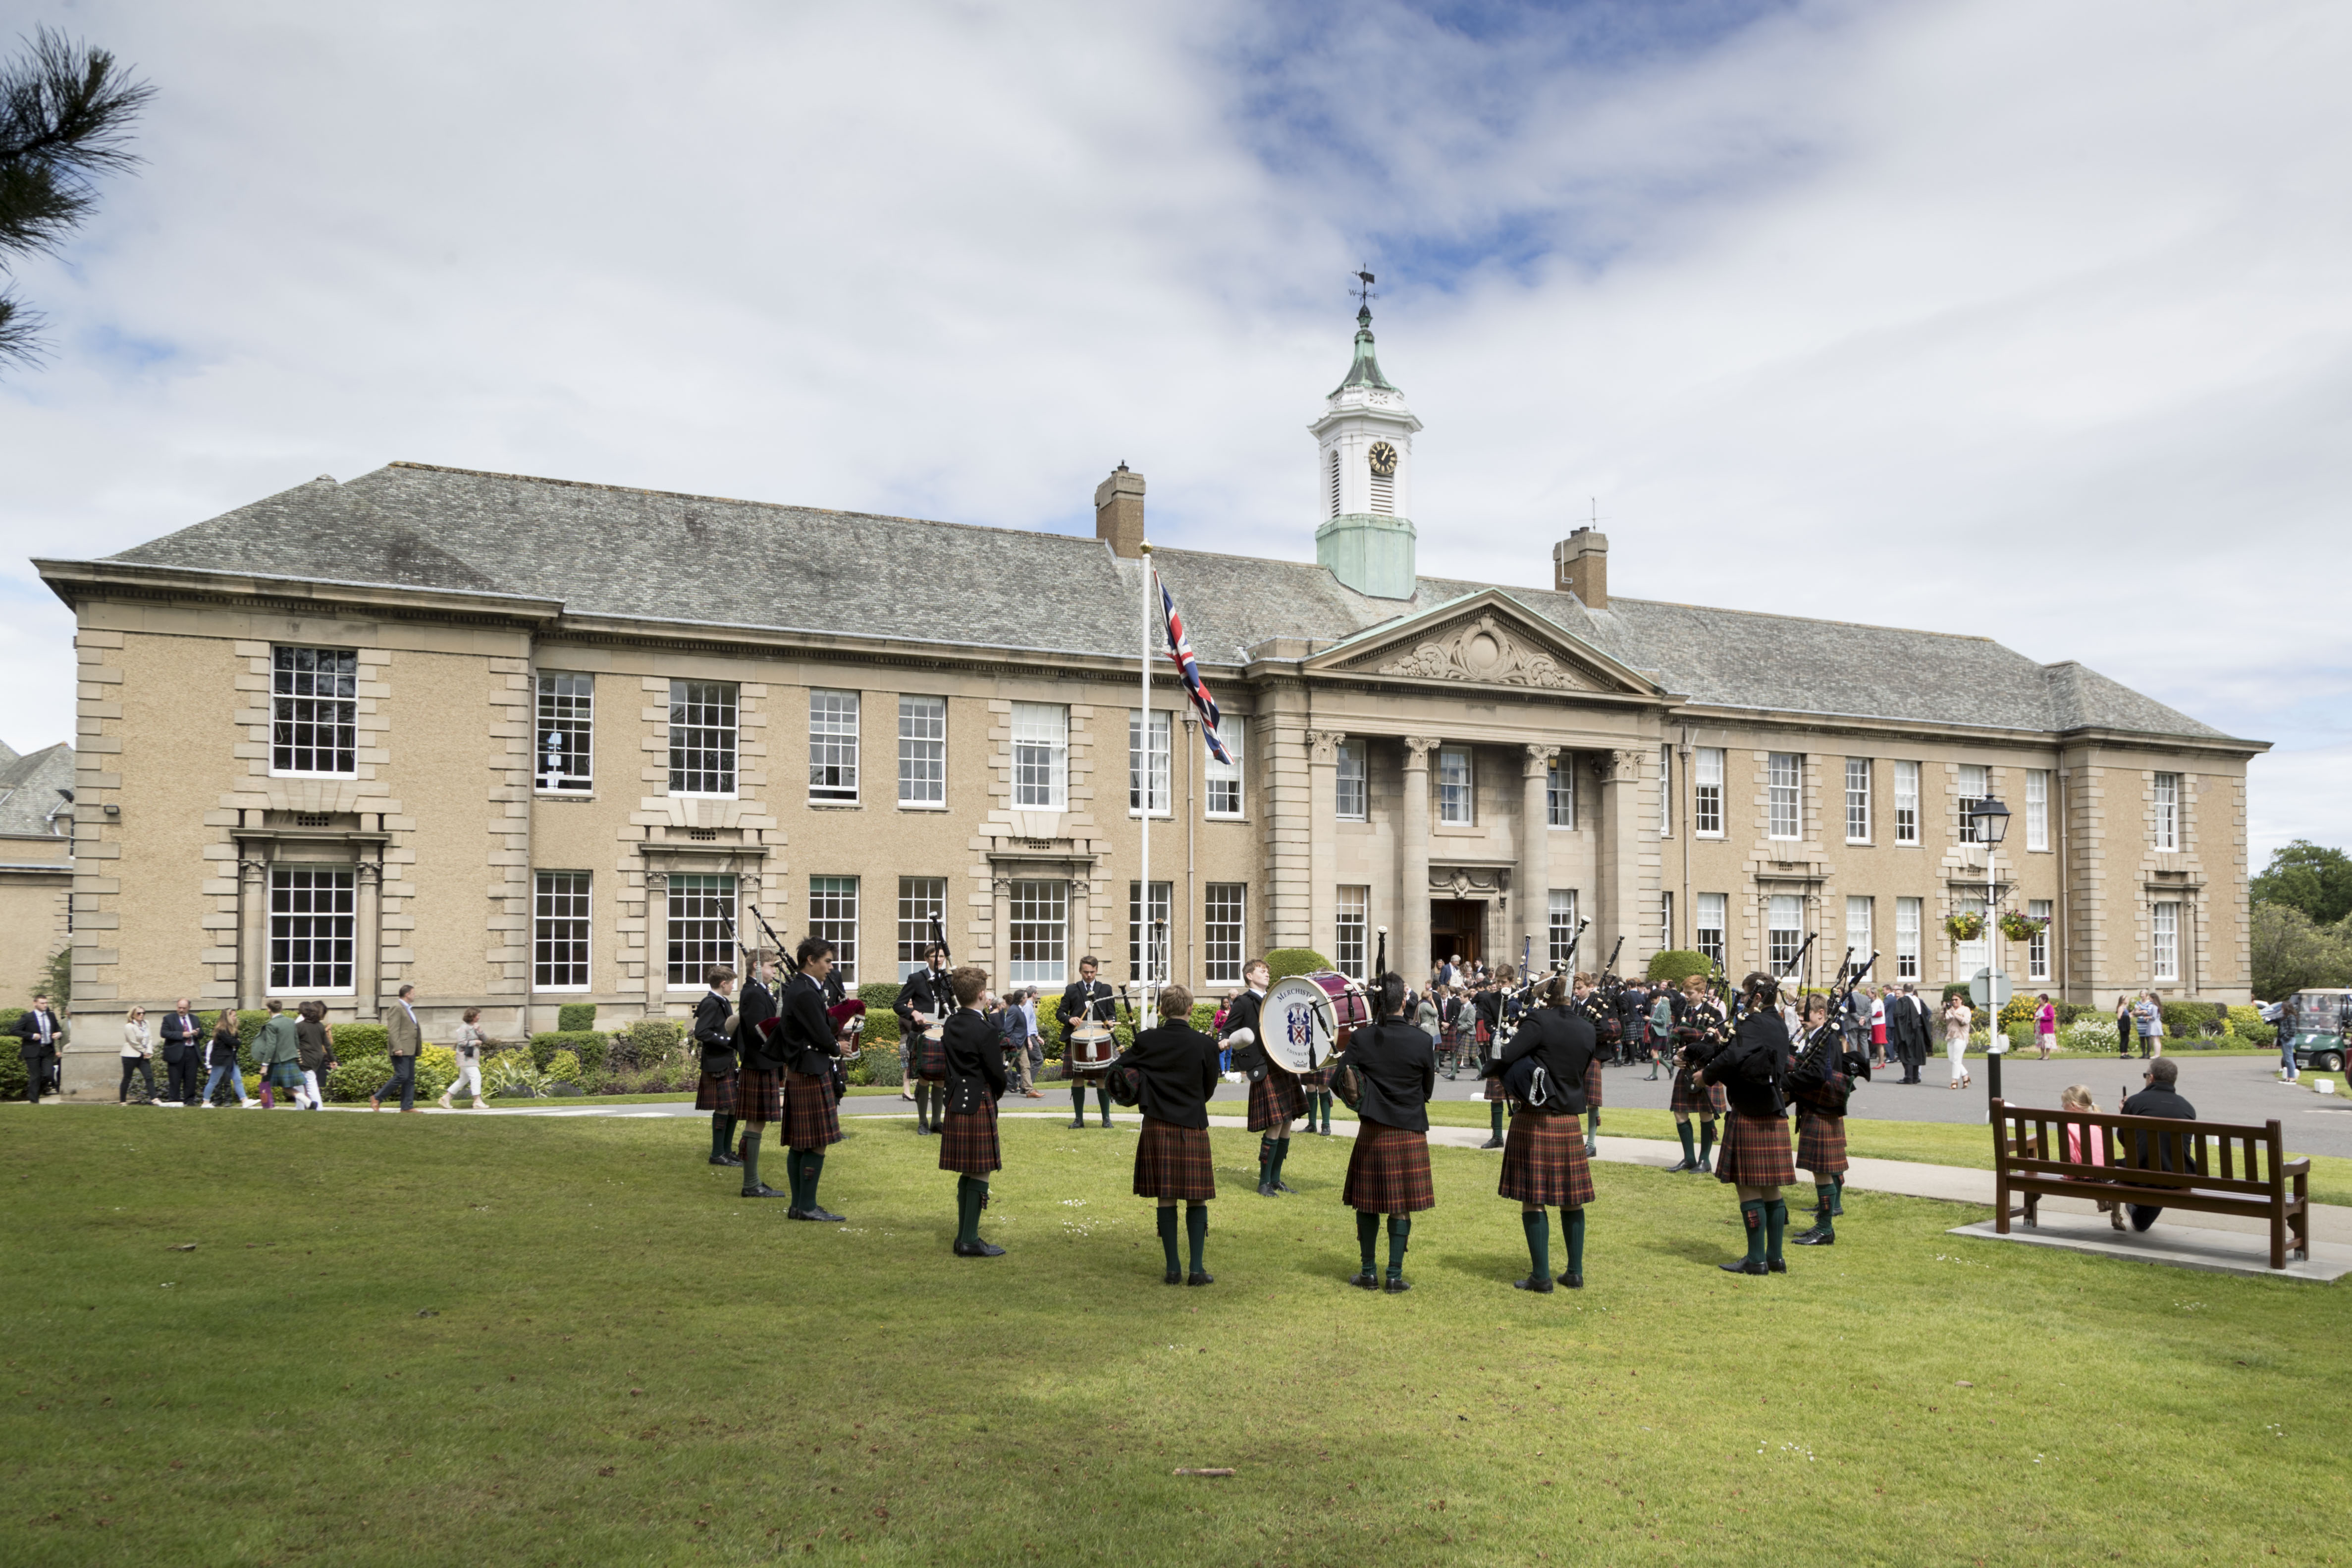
[
  {"left": 238, "top": 855, "right": 268, "bottom": 1010},
  {"left": 1521, "top": 746, "right": 1558, "bottom": 970},
  {"left": 1306, "top": 730, "right": 1344, "bottom": 962},
  {"left": 355, "top": 855, "right": 383, "bottom": 1020},
  {"left": 642, "top": 873, "right": 670, "bottom": 1016},
  {"left": 1399, "top": 736, "right": 1438, "bottom": 980},
  {"left": 1593, "top": 749, "right": 1639, "bottom": 966}
]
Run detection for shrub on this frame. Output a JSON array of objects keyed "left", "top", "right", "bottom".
[
  {"left": 556, "top": 1002, "right": 598, "bottom": 1032},
  {"left": 483, "top": 1051, "right": 550, "bottom": 1099},
  {"left": 1647, "top": 949, "right": 1713, "bottom": 986},
  {"left": 530, "top": 1031, "right": 607, "bottom": 1073},
  {"left": 2161, "top": 1001, "right": 2220, "bottom": 1036},
  {"left": 1264, "top": 949, "right": 1329, "bottom": 981},
  {"left": 1998, "top": 995, "right": 2041, "bottom": 1029},
  {"left": 0, "top": 1050, "right": 24, "bottom": 1101},
  {"left": 855, "top": 1045, "right": 902, "bottom": 1087},
  {"left": 542, "top": 1049, "right": 583, "bottom": 1084},
  {"left": 326, "top": 1056, "right": 387, "bottom": 1103},
  {"left": 2227, "top": 1004, "right": 2264, "bottom": 1034},
  {"left": 617, "top": 1018, "right": 686, "bottom": 1069},
  {"left": 856, "top": 981, "right": 906, "bottom": 1045},
  {"left": 1940, "top": 983, "right": 1975, "bottom": 1009},
  {"left": 333, "top": 1022, "right": 389, "bottom": 1057},
  {"left": 2238, "top": 1021, "right": 2277, "bottom": 1048}
]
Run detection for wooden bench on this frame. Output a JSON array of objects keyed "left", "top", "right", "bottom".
[{"left": 1990, "top": 1097, "right": 2310, "bottom": 1270}]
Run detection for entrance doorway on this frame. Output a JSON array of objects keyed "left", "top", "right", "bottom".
[{"left": 1430, "top": 900, "right": 1486, "bottom": 973}]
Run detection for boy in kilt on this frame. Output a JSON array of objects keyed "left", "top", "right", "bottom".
[
  {"left": 1341, "top": 974, "right": 1438, "bottom": 1294},
  {"left": 774, "top": 937, "right": 853, "bottom": 1222},
  {"left": 1698, "top": 973, "right": 1797, "bottom": 1275},
  {"left": 1122, "top": 983, "right": 1222, "bottom": 1284},
  {"left": 1471, "top": 973, "right": 1509, "bottom": 1148},
  {"left": 896, "top": 945, "right": 954, "bottom": 1135},
  {"left": 1571, "top": 973, "right": 1608, "bottom": 1157},
  {"left": 1224, "top": 960, "right": 1299, "bottom": 1196},
  {"left": 1667, "top": 973, "right": 1726, "bottom": 1172},
  {"left": 938, "top": 965, "right": 1008, "bottom": 1257},
  {"left": 1057, "top": 956, "right": 1120, "bottom": 1129},
  {"left": 1791, "top": 994, "right": 1851, "bottom": 1246},
  {"left": 1496, "top": 974, "right": 1599, "bottom": 1291},
  {"left": 693, "top": 966, "right": 744, "bottom": 1169}
]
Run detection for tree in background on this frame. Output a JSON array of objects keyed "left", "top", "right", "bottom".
[
  {"left": 0, "top": 27, "right": 153, "bottom": 371},
  {"left": 42, "top": 946, "right": 70, "bottom": 1011},
  {"left": 2253, "top": 840, "right": 2352, "bottom": 928},
  {"left": 2249, "top": 903, "right": 2352, "bottom": 1001}
]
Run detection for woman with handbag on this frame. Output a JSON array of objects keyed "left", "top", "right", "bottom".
[
  {"left": 201, "top": 1009, "right": 255, "bottom": 1108},
  {"left": 440, "top": 1008, "right": 489, "bottom": 1110}
]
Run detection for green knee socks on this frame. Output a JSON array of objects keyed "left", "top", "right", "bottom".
[
  {"left": 1157, "top": 1205, "right": 1179, "bottom": 1271},
  {"left": 1699, "top": 1120, "right": 1716, "bottom": 1168},
  {"left": 1185, "top": 1203, "right": 1208, "bottom": 1274},
  {"left": 1765, "top": 1198, "right": 1787, "bottom": 1263},
  {"left": 741, "top": 1129, "right": 764, "bottom": 1191},
  {"left": 1490, "top": 1102, "right": 1505, "bottom": 1140},
  {"left": 1316, "top": 1092, "right": 1333, "bottom": 1132},
  {"left": 1072, "top": 1082, "right": 1087, "bottom": 1119},
  {"left": 1521, "top": 1210, "right": 1550, "bottom": 1279},
  {"left": 799, "top": 1152, "right": 824, "bottom": 1212},
  {"left": 710, "top": 1112, "right": 735, "bottom": 1160},
  {"left": 1563, "top": 1206, "right": 1586, "bottom": 1278},
  {"left": 1740, "top": 1198, "right": 1765, "bottom": 1264},
  {"left": 1096, "top": 1084, "right": 1111, "bottom": 1125},
  {"left": 1258, "top": 1135, "right": 1275, "bottom": 1187},
  {"left": 1815, "top": 1183, "right": 1837, "bottom": 1238},
  {"left": 782, "top": 1147, "right": 802, "bottom": 1207},
  {"left": 1386, "top": 1215, "right": 1412, "bottom": 1279},
  {"left": 1273, "top": 1137, "right": 1291, "bottom": 1185},
  {"left": 1676, "top": 1121, "right": 1696, "bottom": 1164},
  {"left": 1356, "top": 1211, "right": 1379, "bottom": 1274},
  {"left": 1586, "top": 1109, "right": 1600, "bottom": 1143}
]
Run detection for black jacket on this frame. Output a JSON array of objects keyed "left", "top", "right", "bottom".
[
  {"left": 1058, "top": 979, "right": 1118, "bottom": 1047},
  {"left": 208, "top": 1023, "right": 242, "bottom": 1070},
  {"left": 1473, "top": 987, "right": 1504, "bottom": 1038},
  {"left": 896, "top": 967, "right": 952, "bottom": 1040},
  {"left": 159, "top": 1010, "right": 204, "bottom": 1062},
  {"left": 1221, "top": 987, "right": 1266, "bottom": 1075},
  {"left": 1703, "top": 1010, "right": 1794, "bottom": 1118},
  {"left": 1499, "top": 1003, "right": 1595, "bottom": 1115},
  {"left": 941, "top": 1008, "right": 1006, "bottom": 1116},
  {"left": 14, "top": 1007, "right": 62, "bottom": 1061},
  {"left": 773, "top": 972, "right": 842, "bottom": 1077},
  {"left": 735, "top": 977, "right": 778, "bottom": 1062},
  {"left": 693, "top": 989, "right": 738, "bottom": 1075},
  {"left": 1122, "top": 1021, "right": 1221, "bottom": 1129},
  {"left": 1349, "top": 1018, "right": 1436, "bottom": 1133},
  {"left": 2120, "top": 1084, "right": 2201, "bottom": 1176}
]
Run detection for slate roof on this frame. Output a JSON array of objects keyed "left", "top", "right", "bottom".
[
  {"left": 0, "top": 743, "right": 74, "bottom": 838},
  {"left": 91, "top": 462, "right": 2240, "bottom": 743}
]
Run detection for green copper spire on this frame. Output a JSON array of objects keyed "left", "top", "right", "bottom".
[{"left": 1330, "top": 305, "right": 1398, "bottom": 396}]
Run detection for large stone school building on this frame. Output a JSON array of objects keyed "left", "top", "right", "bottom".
[{"left": 35, "top": 309, "right": 2262, "bottom": 1088}]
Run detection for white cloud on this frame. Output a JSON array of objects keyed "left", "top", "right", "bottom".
[{"left": 0, "top": 0, "right": 2342, "bottom": 858}]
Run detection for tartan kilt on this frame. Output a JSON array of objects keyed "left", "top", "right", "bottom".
[
  {"left": 782, "top": 1068, "right": 842, "bottom": 1151},
  {"left": 1497, "top": 1109, "right": 1595, "bottom": 1208},
  {"left": 268, "top": 1061, "right": 306, "bottom": 1091},
  {"left": 1132, "top": 1116, "right": 1216, "bottom": 1200},
  {"left": 1343, "top": 1120, "right": 1436, "bottom": 1214},
  {"left": 1669, "top": 1068, "right": 1725, "bottom": 1117},
  {"left": 694, "top": 1070, "right": 739, "bottom": 1115},
  {"left": 1296, "top": 1066, "right": 1331, "bottom": 1092},
  {"left": 1713, "top": 1110, "right": 1797, "bottom": 1188},
  {"left": 1248, "top": 1067, "right": 1305, "bottom": 1132},
  {"left": 1583, "top": 1057, "right": 1604, "bottom": 1110},
  {"left": 1795, "top": 1109, "right": 1849, "bottom": 1176},
  {"left": 938, "top": 1098, "right": 1000, "bottom": 1176},
  {"left": 734, "top": 1065, "right": 784, "bottom": 1124},
  {"left": 1483, "top": 1068, "right": 1507, "bottom": 1102}
]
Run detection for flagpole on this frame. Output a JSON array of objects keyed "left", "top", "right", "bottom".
[{"left": 1139, "top": 541, "right": 1156, "bottom": 1030}]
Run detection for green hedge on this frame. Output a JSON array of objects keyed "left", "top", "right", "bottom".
[
  {"left": 1646, "top": 950, "right": 1712, "bottom": 986},
  {"left": 614, "top": 1018, "right": 685, "bottom": 1068},
  {"left": 530, "top": 1030, "right": 608, "bottom": 1073},
  {"left": 556, "top": 1002, "right": 598, "bottom": 1032},
  {"left": 1264, "top": 949, "right": 1329, "bottom": 981},
  {"left": 332, "top": 1023, "right": 388, "bottom": 1057},
  {"left": 2161, "top": 1000, "right": 2222, "bottom": 1035}
]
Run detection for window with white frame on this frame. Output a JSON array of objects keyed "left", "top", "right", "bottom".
[
  {"left": 668, "top": 681, "right": 737, "bottom": 797},
  {"left": 1335, "top": 886, "right": 1367, "bottom": 980},
  {"left": 1696, "top": 892, "right": 1726, "bottom": 967},
  {"left": 1895, "top": 897, "right": 1922, "bottom": 979},
  {"left": 1008, "top": 879, "right": 1068, "bottom": 986},
  {"left": 807, "top": 690, "right": 859, "bottom": 803},
  {"left": 1205, "top": 720, "right": 1244, "bottom": 818},
  {"left": 1694, "top": 748, "right": 1724, "bottom": 837},
  {"left": 1958, "top": 764, "right": 1988, "bottom": 844},
  {"left": 1953, "top": 892, "right": 1987, "bottom": 975},
  {"left": 1767, "top": 894, "right": 1803, "bottom": 975},
  {"left": 665, "top": 873, "right": 736, "bottom": 987},
  {"left": 533, "top": 871, "right": 591, "bottom": 989},
  {"left": 898, "top": 696, "right": 945, "bottom": 807},
  {"left": 1658, "top": 746, "right": 1673, "bottom": 837},
  {"left": 1548, "top": 889, "right": 1580, "bottom": 970},
  {"left": 1547, "top": 755, "right": 1575, "bottom": 828},
  {"left": 535, "top": 672, "right": 592, "bottom": 792},
  {"left": 1129, "top": 709, "right": 1171, "bottom": 815},
  {"left": 2028, "top": 898, "right": 2052, "bottom": 981},
  {"left": 2025, "top": 768, "right": 2049, "bottom": 852},
  {"left": 1012, "top": 703, "right": 1067, "bottom": 810},
  {"left": 1845, "top": 895, "right": 1872, "bottom": 970},
  {"left": 1660, "top": 891, "right": 1674, "bottom": 953},
  {"left": 1205, "top": 883, "right": 1246, "bottom": 984},
  {"left": 896, "top": 875, "right": 946, "bottom": 979},
  {"left": 1844, "top": 758, "right": 1871, "bottom": 843},
  {"left": 2151, "top": 900, "right": 2180, "bottom": 981},
  {"left": 1128, "top": 880, "right": 1172, "bottom": 982},
  {"left": 1438, "top": 746, "right": 1473, "bottom": 825},
  {"left": 269, "top": 866, "right": 355, "bottom": 992},
  {"left": 2153, "top": 773, "right": 2180, "bottom": 852},
  {"left": 1768, "top": 753, "right": 1801, "bottom": 840},
  {"left": 1894, "top": 760, "right": 1920, "bottom": 845},
  {"left": 271, "top": 647, "right": 358, "bottom": 777},
  {"left": 808, "top": 875, "right": 859, "bottom": 983},
  {"left": 1335, "top": 741, "right": 1367, "bottom": 820}
]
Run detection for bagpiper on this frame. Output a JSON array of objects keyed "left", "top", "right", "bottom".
[
  {"left": 1791, "top": 993, "right": 1853, "bottom": 1247},
  {"left": 937, "top": 966, "right": 1007, "bottom": 1257},
  {"left": 1339, "top": 973, "right": 1437, "bottom": 1293},
  {"left": 1121, "top": 982, "right": 1222, "bottom": 1285},
  {"left": 1495, "top": 973, "right": 1599, "bottom": 1291},
  {"left": 773, "top": 937, "right": 854, "bottom": 1223},
  {"left": 693, "top": 964, "right": 743, "bottom": 1170},
  {"left": 1697, "top": 972, "right": 1797, "bottom": 1275},
  {"left": 1667, "top": 973, "right": 1727, "bottom": 1172},
  {"left": 896, "top": 943, "right": 953, "bottom": 1136}
]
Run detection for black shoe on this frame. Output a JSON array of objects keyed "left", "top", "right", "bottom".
[
  {"left": 1273, "top": 1178, "right": 1295, "bottom": 1194},
  {"left": 708, "top": 1153, "right": 742, "bottom": 1166},
  {"left": 1069, "top": 1119, "right": 1087, "bottom": 1130},
  {"left": 1187, "top": 1271, "right": 1214, "bottom": 1287},
  {"left": 1164, "top": 1267, "right": 1183, "bottom": 1286},
  {"left": 914, "top": 1125, "right": 932, "bottom": 1136},
  {"left": 1512, "top": 1274, "right": 1555, "bottom": 1294},
  {"left": 1384, "top": 1276, "right": 1412, "bottom": 1294},
  {"left": 1718, "top": 1258, "right": 1767, "bottom": 1275},
  {"left": 965, "top": 1239, "right": 1005, "bottom": 1257},
  {"left": 1348, "top": 1269, "right": 1380, "bottom": 1290},
  {"left": 1585, "top": 1139, "right": 1599, "bottom": 1159},
  {"left": 1099, "top": 1119, "right": 1113, "bottom": 1129},
  {"left": 801, "top": 1206, "right": 847, "bottom": 1223},
  {"left": 1792, "top": 1228, "right": 1834, "bottom": 1246},
  {"left": 1557, "top": 1271, "right": 1585, "bottom": 1290},
  {"left": 1479, "top": 1136, "right": 1504, "bottom": 1150},
  {"left": 1697, "top": 1156, "right": 1713, "bottom": 1173},
  {"left": 1767, "top": 1258, "right": 1787, "bottom": 1273},
  {"left": 1665, "top": 1158, "right": 1697, "bottom": 1173},
  {"left": 1257, "top": 1181, "right": 1278, "bottom": 1197},
  {"left": 741, "top": 1184, "right": 788, "bottom": 1199}
]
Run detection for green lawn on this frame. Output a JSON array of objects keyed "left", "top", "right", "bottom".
[{"left": 3, "top": 1108, "right": 2342, "bottom": 1567}]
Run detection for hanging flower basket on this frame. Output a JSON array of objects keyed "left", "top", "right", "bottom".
[
  {"left": 1998, "top": 912, "right": 2048, "bottom": 943},
  {"left": 1943, "top": 912, "right": 1985, "bottom": 943}
]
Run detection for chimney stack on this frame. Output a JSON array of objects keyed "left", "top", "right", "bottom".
[
  {"left": 1553, "top": 527, "right": 1608, "bottom": 609},
  {"left": 1094, "top": 464, "right": 1145, "bottom": 558}
]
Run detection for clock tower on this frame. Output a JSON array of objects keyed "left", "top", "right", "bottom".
[{"left": 1311, "top": 300, "right": 1421, "bottom": 599}]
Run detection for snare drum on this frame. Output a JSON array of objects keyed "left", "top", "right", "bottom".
[
  {"left": 1068, "top": 1022, "right": 1117, "bottom": 1074},
  {"left": 1262, "top": 971, "right": 1370, "bottom": 1075}
]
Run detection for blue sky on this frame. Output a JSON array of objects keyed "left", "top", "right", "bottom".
[{"left": 0, "top": 0, "right": 2344, "bottom": 859}]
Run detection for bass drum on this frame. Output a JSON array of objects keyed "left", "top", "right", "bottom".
[{"left": 1261, "top": 972, "right": 1371, "bottom": 1076}]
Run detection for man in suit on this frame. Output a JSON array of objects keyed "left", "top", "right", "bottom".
[
  {"left": 16, "top": 993, "right": 63, "bottom": 1104},
  {"left": 159, "top": 997, "right": 205, "bottom": 1106},
  {"left": 371, "top": 983, "right": 424, "bottom": 1112},
  {"left": 897, "top": 943, "right": 955, "bottom": 1135},
  {"left": 1056, "top": 956, "right": 1119, "bottom": 1131},
  {"left": 1888, "top": 985, "right": 1922, "bottom": 1083}
]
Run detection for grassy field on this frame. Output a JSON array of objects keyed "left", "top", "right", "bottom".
[{"left": 3, "top": 1107, "right": 2344, "bottom": 1567}]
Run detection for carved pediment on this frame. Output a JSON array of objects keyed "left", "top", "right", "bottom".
[
  {"left": 1372, "top": 612, "right": 1593, "bottom": 690},
  {"left": 1304, "top": 589, "right": 1664, "bottom": 697}
]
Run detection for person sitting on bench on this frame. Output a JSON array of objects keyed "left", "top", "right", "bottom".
[{"left": 2119, "top": 1057, "right": 2197, "bottom": 1233}]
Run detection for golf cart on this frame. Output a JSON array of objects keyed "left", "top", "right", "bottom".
[{"left": 2284, "top": 988, "right": 2352, "bottom": 1074}]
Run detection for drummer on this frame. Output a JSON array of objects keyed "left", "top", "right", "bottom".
[
  {"left": 1221, "top": 958, "right": 1301, "bottom": 1198},
  {"left": 1056, "top": 955, "right": 1120, "bottom": 1130}
]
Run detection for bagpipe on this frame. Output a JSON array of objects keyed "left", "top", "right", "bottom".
[
  {"left": 1587, "top": 935, "right": 1627, "bottom": 1047},
  {"left": 1325, "top": 926, "right": 1387, "bottom": 1113},
  {"left": 1789, "top": 946, "right": 1878, "bottom": 1118}
]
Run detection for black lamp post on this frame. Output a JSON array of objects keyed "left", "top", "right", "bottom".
[{"left": 1970, "top": 796, "right": 2012, "bottom": 1112}]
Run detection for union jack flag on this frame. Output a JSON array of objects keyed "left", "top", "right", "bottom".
[{"left": 1157, "top": 570, "right": 1229, "bottom": 764}]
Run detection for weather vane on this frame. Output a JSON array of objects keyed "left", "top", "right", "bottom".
[{"left": 1352, "top": 267, "right": 1377, "bottom": 311}]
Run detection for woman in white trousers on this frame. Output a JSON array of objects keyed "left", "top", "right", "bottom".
[
  {"left": 1941, "top": 995, "right": 1974, "bottom": 1089},
  {"left": 441, "top": 1008, "right": 489, "bottom": 1110}
]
